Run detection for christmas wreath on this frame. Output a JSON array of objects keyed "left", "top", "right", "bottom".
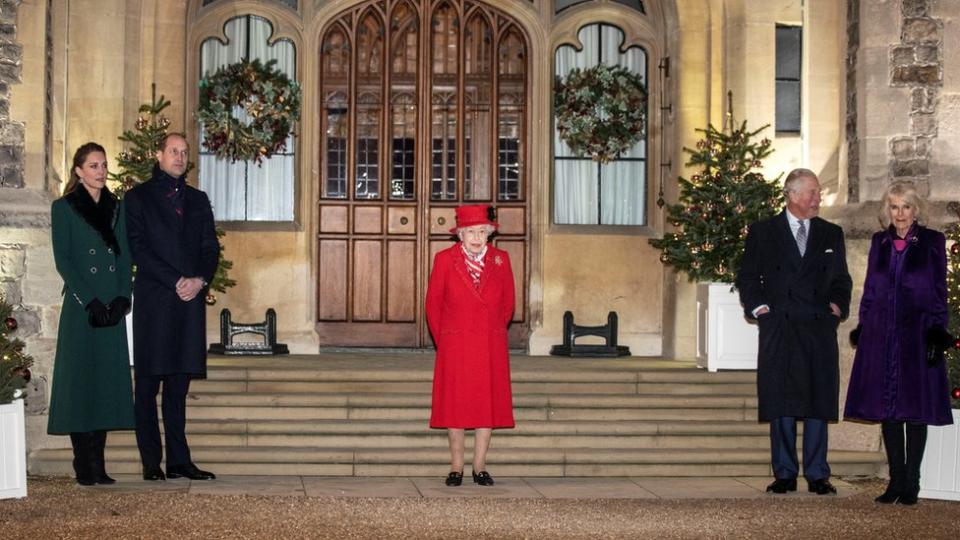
[
  {"left": 554, "top": 64, "right": 648, "bottom": 164},
  {"left": 198, "top": 58, "right": 301, "bottom": 164}
]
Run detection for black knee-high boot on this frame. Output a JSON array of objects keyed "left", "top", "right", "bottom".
[
  {"left": 877, "top": 421, "right": 905, "bottom": 503},
  {"left": 69, "top": 432, "right": 96, "bottom": 486},
  {"left": 899, "top": 422, "right": 928, "bottom": 505},
  {"left": 91, "top": 430, "right": 115, "bottom": 485}
]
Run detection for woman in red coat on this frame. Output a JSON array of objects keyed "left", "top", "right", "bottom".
[{"left": 426, "top": 204, "right": 515, "bottom": 487}]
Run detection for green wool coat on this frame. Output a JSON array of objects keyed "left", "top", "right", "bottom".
[{"left": 47, "top": 194, "right": 136, "bottom": 434}]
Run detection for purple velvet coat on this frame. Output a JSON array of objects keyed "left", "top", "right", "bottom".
[{"left": 843, "top": 225, "right": 954, "bottom": 426}]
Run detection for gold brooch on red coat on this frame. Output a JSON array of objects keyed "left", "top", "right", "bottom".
[{"left": 494, "top": 255, "right": 503, "bottom": 266}]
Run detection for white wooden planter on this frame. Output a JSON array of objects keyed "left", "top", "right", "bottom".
[
  {"left": 920, "top": 409, "right": 960, "bottom": 501},
  {"left": 696, "top": 282, "right": 758, "bottom": 372},
  {"left": 0, "top": 398, "right": 27, "bottom": 499}
]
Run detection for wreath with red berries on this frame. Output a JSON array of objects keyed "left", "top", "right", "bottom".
[
  {"left": 554, "top": 64, "right": 648, "bottom": 164},
  {"left": 198, "top": 58, "right": 301, "bottom": 164}
]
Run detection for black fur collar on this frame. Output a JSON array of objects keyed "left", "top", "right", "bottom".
[{"left": 64, "top": 186, "right": 121, "bottom": 255}]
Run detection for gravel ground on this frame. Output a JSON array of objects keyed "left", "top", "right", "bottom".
[{"left": 2, "top": 477, "right": 959, "bottom": 539}]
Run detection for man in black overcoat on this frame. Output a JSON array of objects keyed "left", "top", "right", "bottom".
[
  {"left": 736, "top": 168, "right": 852, "bottom": 495},
  {"left": 125, "top": 133, "right": 219, "bottom": 481}
]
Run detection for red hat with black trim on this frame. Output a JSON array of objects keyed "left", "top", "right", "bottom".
[{"left": 450, "top": 204, "right": 498, "bottom": 234}]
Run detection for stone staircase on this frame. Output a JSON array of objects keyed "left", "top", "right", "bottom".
[{"left": 29, "top": 353, "right": 885, "bottom": 477}]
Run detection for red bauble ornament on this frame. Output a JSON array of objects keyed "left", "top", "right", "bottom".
[
  {"left": 205, "top": 294, "right": 217, "bottom": 306},
  {"left": 954, "top": 338, "right": 960, "bottom": 350},
  {"left": 952, "top": 387, "right": 960, "bottom": 400},
  {"left": 952, "top": 243, "right": 960, "bottom": 255},
  {"left": 18, "top": 367, "right": 31, "bottom": 383},
  {"left": 4, "top": 317, "right": 16, "bottom": 331}
]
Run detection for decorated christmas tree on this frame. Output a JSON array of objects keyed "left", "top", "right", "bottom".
[
  {"left": 109, "top": 86, "right": 237, "bottom": 299},
  {"left": 0, "top": 294, "right": 34, "bottom": 404},
  {"left": 942, "top": 202, "right": 960, "bottom": 406},
  {"left": 109, "top": 89, "right": 174, "bottom": 195},
  {"left": 650, "top": 94, "right": 783, "bottom": 283}
]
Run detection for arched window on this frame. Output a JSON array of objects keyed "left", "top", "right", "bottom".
[
  {"left": 198, "top": 15, "right": 297, "bottom": 222},
  {"left": 553, "top": 23, "right": 647, "bottom": 226}
]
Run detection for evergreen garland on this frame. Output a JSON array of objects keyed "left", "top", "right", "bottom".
[{"left": 650, "top": 115, "right": 783, "bottom": 283}]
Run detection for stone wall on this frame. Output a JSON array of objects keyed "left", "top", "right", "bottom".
[
  {"left": 0, "top": 0, "right": 58, "bottom": 448},
  {"left": 888, "top": 0, "right": 942, "bottom": 193},
  {"left": 846, "top": 0, "right": 860, "bottom": 202},
  {"left": 0, "top": 0, "right": 23, "bottom": 188}
]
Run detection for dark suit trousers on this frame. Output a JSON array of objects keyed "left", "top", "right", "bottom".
[
  {"left": 134, "top": 374, "right": 192, "bottom": 468},
  {"left": 770, "top": 416, "right": 830, "bottom": 481}
]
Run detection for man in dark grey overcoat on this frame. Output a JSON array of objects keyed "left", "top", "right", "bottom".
[
  {"left": 125, "top": 133, "right": 219, "bottom": 481},
  {"left": 736, "top": 168, "right": 852, "bottom": 496}
]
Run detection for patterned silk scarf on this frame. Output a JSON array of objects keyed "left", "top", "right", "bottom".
[{"left": 460, "top": 243, "right": 487, "bottom": 289}]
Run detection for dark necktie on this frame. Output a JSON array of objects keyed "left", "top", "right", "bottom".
[{"left": 796, "top": 220, "right": 807, "bottom": 256}]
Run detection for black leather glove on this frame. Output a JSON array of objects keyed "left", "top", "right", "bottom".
[
  {"left": 86, "top": 298, "right": 112, "bottom": 327},
  {"left": 107, "top": 296, "right": 131, "bottom": 326},
  {"left": 849, "top": 324, "right": 862, "bottom": 348},
  {"left": 925, "top": 326, "right": 953, "bottom": 367}
]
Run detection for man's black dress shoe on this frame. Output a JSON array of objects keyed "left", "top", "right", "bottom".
[
  {"left": 808, "top": 478, "right": 837, "bottom": 495},
  {"left": 95, "top": 473, "right": 116, "bottom": 485},
  {"left": 166, "top": 463, "right": 216, "bottom": 480},
  {"left": 445, "top": 471, "right": 463, "bottom": 486},
  {"left": 766, "top": 478, "right": 797, "bottom": 493},
  {"left": 75, "top": 475, "right": 96, "bottom": 486},
  {"left": 142, "top": 465, "right": 166, "bottom": 481},
  {"left": 472, "top": 470, "right": 495, "bottom": 486}
]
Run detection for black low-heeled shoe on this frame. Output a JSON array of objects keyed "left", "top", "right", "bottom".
[
  {"left": 445, "top": 471, "right": 463, "bottom": 486},
  {"left": 472, "top": 470, "right": 494, "bottom": 486}
]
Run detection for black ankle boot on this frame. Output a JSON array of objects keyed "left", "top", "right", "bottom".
[
  {"left": 877, "top": 421, "right": 905, "bottom": 504},
  {"left": 69, "top": 432, "right": 96, "bottom": 486},
  {"left": 898, "top": 422, "right": 928, "bottom": 506},
  {"left": 91, "top": 430, "right": 115, "bottom": 485}
]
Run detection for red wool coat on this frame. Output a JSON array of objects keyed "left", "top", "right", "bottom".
[{"left": 426, "top": 243, "right": 515, "bottom": 429}]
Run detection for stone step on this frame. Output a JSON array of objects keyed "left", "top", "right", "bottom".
[
  {"left": 104, "top": 430, "right": 773, "bottom": 450},
  {"left": 29, "top": 446, "right": 883, "bottom": 478},
  {"left": 158, "top": 419, "right": 774, "bottom": 436},
  {"left": 181, "top": 392, "right": 757, "bottom": 409},
  {"left": 174, "top": 405, "right": 757, "bottom": 422},
  {"left": 189, "top": 379, "right": 756, "bottom": 396},
  {"left": 29, "top": 356, "right": 879, "bottom": 479}
]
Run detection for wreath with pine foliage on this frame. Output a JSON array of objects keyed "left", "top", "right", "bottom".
[
  {"left": 554, "top": 64, "right": 648, "bottom": 164},
  {"left": 198, "top": 58, "right": 301, "bottom": 164}
]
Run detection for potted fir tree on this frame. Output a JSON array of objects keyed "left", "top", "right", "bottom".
[
  {"left": 919, "top": 201, "right": 960, "bottom": 501},
  {"left": 0, "top": 294, "right": 33, "bottom": 499},
  {"left": 650, "top": 100, "right": 782, "bottom": 371}
]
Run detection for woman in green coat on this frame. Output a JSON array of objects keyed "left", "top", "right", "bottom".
[{"left": 48, "top": 142, "right": 135, "bottom": 485}]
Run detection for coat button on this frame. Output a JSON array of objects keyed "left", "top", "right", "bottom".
[
  {"left": 90, "top": 267, "right": 98, "bottom": 274},
  {"left": 89, "top": 248, "right": 96, "bottom": 255},
  {"left": 109, "top": 265, "right": 116, "bottom": 272}
]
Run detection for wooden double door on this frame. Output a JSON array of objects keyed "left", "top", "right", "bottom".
[{"left": 315, "top": 0, "right": 530, "bottom": 348}]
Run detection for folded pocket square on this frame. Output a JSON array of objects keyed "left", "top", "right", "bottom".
[{"left": 824, "top": 248, "right": 834, "bottom": 253}]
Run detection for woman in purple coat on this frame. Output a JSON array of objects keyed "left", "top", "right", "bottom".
[{"left": 844, "top": 180, "right": 954, "bottom": 505}]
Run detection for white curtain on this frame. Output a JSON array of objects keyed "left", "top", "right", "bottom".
[
  {"left": 554, "top": 24, "right": 647, "bottom": 226},
  {"left": 199, "top": 16, "right": 296, "bottom": 222}
]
